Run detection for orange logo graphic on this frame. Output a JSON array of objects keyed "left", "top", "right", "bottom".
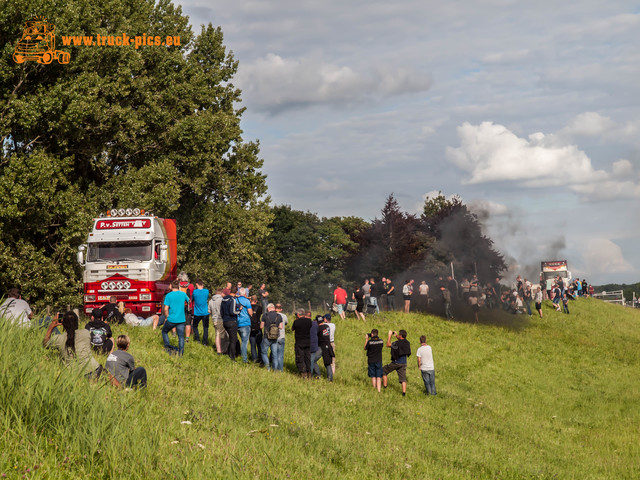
[{"left": 13, "top": 16, "right": 70, "bottom": 65}]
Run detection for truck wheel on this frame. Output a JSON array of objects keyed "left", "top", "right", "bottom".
[
  {"left": 39, "top": 52, "right": 53, "bottom": 64},
  {"left": 13, "top": 52, "right": 24, "bottom": 63},
  {"left": 56, "top": 51, "right": 70, "bottom": 64}
]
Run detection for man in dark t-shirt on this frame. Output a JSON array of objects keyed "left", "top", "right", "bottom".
[
  {"left": 382, "top": 329, "right": 411, "bottom": 396},
  {"left": 291, "top": 308, "right": 312, "bottom": 376},
  {"left": 386, "top": 279, "right": 396, "bottom": 311},
  {"left": 101, "top": 296, "right": 124, "bottom": 324},
  {"left": 85, "top": 308, "right": 114, "bottom": 354},
  {"left": 365, "top": 328, "right": 384, "bottom": 392}
]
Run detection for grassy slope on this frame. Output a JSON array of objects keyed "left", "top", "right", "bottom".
[{"left": 2, "top": 298, "right": 639, "bottom": 479}]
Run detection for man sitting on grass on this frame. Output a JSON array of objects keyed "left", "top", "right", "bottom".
[{"left": 105, "top": 335, "right": 147, "bottom": 388}]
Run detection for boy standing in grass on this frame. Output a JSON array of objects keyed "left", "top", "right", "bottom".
[
  {"left": 364, "top": 329, "right": 384, "bottom": 392},
  {"left": 416, "top": 335, "right": 436, "bottom": 395},
  {"left": 105, "top": 335, "right": 147, "bottom": 388},
  {"left": 382, "top": 330, "right": 411, "bottom": 396}
]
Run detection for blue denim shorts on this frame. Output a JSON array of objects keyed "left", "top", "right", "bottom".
[{"left": 368, "top": 362, "right": 383, "bottom": 378}]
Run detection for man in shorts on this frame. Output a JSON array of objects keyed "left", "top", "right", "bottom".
[
  {"left": 382, "top": 330, "right": 411, "bottom": 396},
  {"left": 333, "top": 284, "right": 348, "bottom": 320},
  {"left": 364, "top": 328, "right": 384, "bottom": 392}
]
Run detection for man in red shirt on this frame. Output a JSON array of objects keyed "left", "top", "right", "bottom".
[{"left": 333, "top": 284, "right": 348, "bottom": 320}]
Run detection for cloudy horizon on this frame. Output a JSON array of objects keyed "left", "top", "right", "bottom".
[{"left": 180, "top": 0, "right": 639, "bottom": 285}]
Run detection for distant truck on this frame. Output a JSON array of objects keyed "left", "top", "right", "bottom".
[
  {"left": 13, "top": 17, "right": 70, "bottom": 64},
  {"left": 77, "top": 208, "right": 177, "bottom": 317},
  {"left": 540, "top": 260, "right": 572, "bottom": 289}
]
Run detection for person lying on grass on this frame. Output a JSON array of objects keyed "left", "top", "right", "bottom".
[
  {"left": 105, "top": 335, "right": 147, "bottom": 389},
  {"left": 43, "top": 311, "right": 102, "bottom": 380}
]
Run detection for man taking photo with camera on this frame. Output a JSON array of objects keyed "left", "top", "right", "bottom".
[
  {"left": 364, "top": 328, "right": 384, "bottom": 392},
  {"left": 382, "top": 329, "right": 411, "bottom": 396}
]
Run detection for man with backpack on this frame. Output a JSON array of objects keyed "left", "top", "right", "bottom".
[
  {"left": 220, "top": 286, "right": 242, "bottom": 360},
  {"left": 260, "top": 303, "right": 283, "bottom": 371}
]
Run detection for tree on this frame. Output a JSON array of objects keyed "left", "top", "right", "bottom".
[
  {"left": 0, "top": 0, "right": 269, "bottom": 307},
  {"left": 266, "top": 206, "right": 358, "bottom": 305},
  {"left": 422, "top": 193, "right": 506, "bottom": 282}
]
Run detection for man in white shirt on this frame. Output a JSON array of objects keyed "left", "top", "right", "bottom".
[
  {"left": 0, "top": 288, "right": 33, "bottom": 327},
  {"left": 416, "top": 335, "right": 436, "bottom": 395}
]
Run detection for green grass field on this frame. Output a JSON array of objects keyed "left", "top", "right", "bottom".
[{"left": 2, "top": 298, "right": 639, "bottom": 479}]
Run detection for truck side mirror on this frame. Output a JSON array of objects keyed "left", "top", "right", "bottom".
[
  {"left": 77, "top": 245, "right": 86, "bottom": 265},
  {"left": 159, "top": 244, "right": 168, "bottom": 263}
]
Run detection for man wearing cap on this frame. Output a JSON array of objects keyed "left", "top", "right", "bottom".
[
  {"left": 260, "top": 303, "right": 283, "bottom": 371},
  {"left": 162, "top": 280, "right": 190, "bottom": 356},
  {"left": 0, "top": 288, "right": 33, "bottom": 326},
  {"left": 317, "top": 315, "right": 334, "bottom": 381}
]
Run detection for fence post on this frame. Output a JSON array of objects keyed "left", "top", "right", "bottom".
[{"left": 308, "top": 300, "right": 312, "bottom": 313}]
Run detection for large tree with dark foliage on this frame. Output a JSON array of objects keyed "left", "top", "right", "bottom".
[
  {"left": 265, "top": 205, "right": 361, "bottom": 305},
  {"left": 345, "top": 193, "right": 505, "bottom": 285},
  {"left": 0, "top": 0, "right": 270, "bottom": 307},
  {"left": 422, "top": 192, "right": 506, "bottom": 281}
]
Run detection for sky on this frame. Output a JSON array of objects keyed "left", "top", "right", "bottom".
[{"left": 179, "top": 0, "right": 640, "bottom": 285}]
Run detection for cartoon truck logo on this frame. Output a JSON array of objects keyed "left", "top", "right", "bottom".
[{"left": 13, "top": 17, "right": 70, "bottom": 64}]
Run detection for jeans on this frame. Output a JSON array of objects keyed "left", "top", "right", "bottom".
[
  {"left": 445, "top": 302, "right": 453, "bottom": 319},
  {"left": 125, "top": 366, "right": 147, "bottom": 388},
  {"left": 139, "top": 316, "right": 155, "bottom": 327},
  {"left": 261, "top": 337, "right": 280, "bottom": 370},
  {"left": 238, "top": 325, "right": 251, "bottom": 363},
  {"left": 223, "top": 320, "right": 238, "bottom": 360},
  {"left": 524, "top": 300, "right": 532, "bottom": 315},
  {"left": 277, "top": 338, "right": 285, "bottom": 371},
  {"left": 421, "top": 370, "right": 436, "bottom": 395},
  {"left": 310, "top": 349, "right": 321, "bottom": 377},
  {"left": 192, "top": 315, "right": 210, "bottom": 345},
  {"left": 162, "top": 321, "right": 185, "bottom": 356},
  {"left": 369, "top": 296, "right": 379, "bottom": 313},
  {"left": 250, "top": 331, "right": 262, "bottom": 363},
  {"left": 387, "top": 295, "right": 395, "bottom": 311}
]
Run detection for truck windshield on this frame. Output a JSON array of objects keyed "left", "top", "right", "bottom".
[
  {"left": 543, "top": 271, "right": 567, "bottom": 280},
  {"left": 87, "top": 241, "right": 152, "bottom": 262}
]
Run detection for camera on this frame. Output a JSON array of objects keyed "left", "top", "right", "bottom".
[
  {"left": 367, "top": 333, "right": 372, "bottom": 338},
  {"left": 57, "top": 313, "right": 64, "bottom": 321}
]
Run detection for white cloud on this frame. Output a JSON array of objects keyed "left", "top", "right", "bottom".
[
  {"left": 446, "top": 120, "right": 640, "bottom": 201},
  {"left": 582, "top": 238, "right": 634, "bottom": 277},
  {"left": 237, "top": 53, "right": 432, "bottom": 112},
  {"left": 559, "top": 112, "right": 640, "bottom": 144}
]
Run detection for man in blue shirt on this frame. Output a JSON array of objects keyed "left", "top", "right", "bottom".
[
  {"left": 162, "top": 280, "right": 190, "bottom": 356},
  {"left": 236, "top": 287, "right": 253, "bottom": 363},
  {"left": 191, "top": 279, "right": 210, "bottom": 346}
]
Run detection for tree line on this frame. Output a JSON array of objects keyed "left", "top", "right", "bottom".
[{"left": 0, "top": 0, "right": 505, "bottom": 309}]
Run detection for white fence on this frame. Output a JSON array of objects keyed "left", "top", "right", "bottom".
[{"left": 592, "top": 290, "right": 626, "bottom": 306}]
